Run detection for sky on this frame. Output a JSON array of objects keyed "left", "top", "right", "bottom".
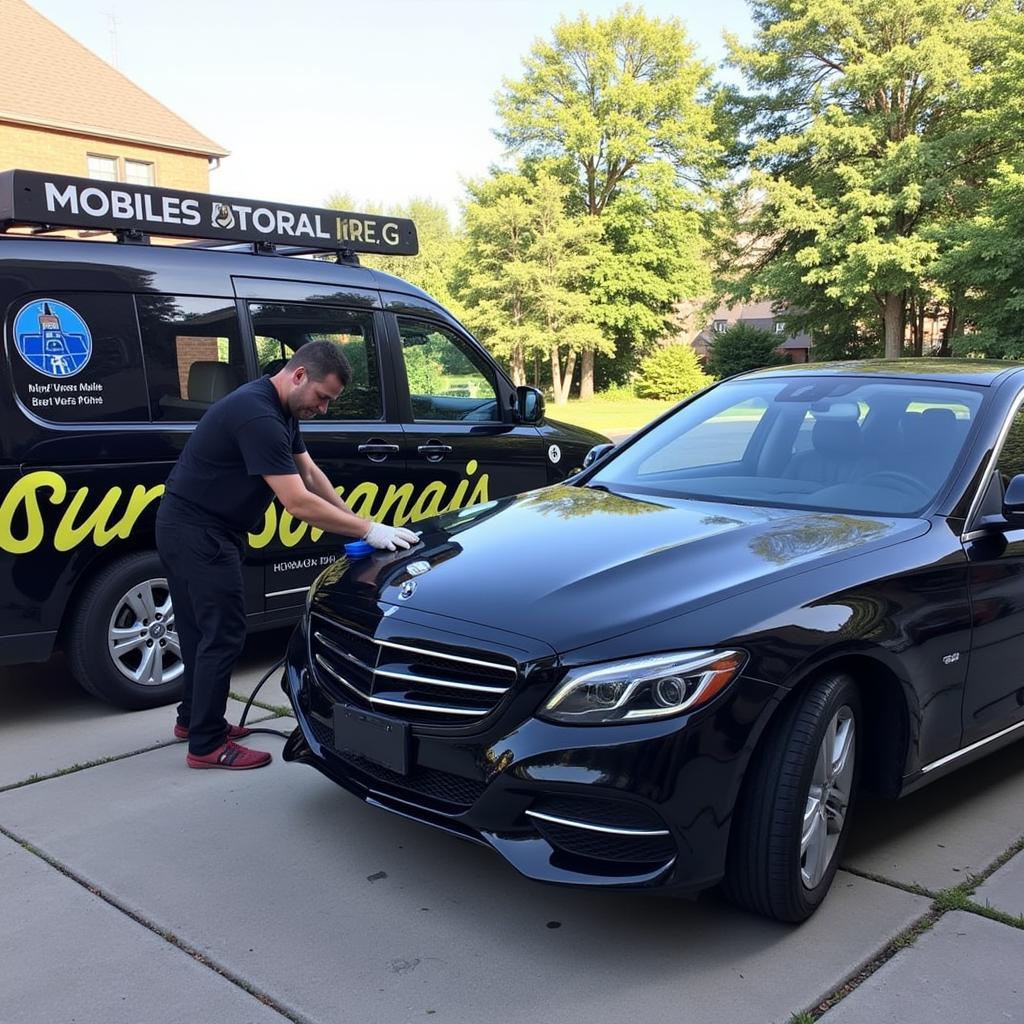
[{"left": 29, "top": 0, "right": 754, "bottom": 219}]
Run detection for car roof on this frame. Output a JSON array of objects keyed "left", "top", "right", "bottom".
[
  {"left": 0, "top": 234, "right": 436, "bottom": 307},
  {"left": 737, "top": 358, "right": 1024, "bottom": 387}
]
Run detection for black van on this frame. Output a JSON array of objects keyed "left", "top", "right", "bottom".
[{"left": 0, "top": 170, "right": 605, "bottom": 709}]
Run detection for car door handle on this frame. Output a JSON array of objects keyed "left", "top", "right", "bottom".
[
  {"left": 358, "top": 442, "right": 400, "bottom": 463},
  {"left": 417, "top": 443, "right": 453, "bottom": 462}
]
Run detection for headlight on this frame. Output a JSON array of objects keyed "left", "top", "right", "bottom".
[{"left": 539, "top": 650, "right": 746, "bottom": 724}]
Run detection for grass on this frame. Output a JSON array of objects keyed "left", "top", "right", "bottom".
[{"left": 546, "top": 396, "right": 677, "bottom": 436}]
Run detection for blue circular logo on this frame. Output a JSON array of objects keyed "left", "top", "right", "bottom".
[{"left": 14, "top": 299, "right": 92, "bottom": 378}]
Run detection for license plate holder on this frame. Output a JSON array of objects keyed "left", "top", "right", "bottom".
[{"left": 333, "top": 705, "right": 409, "bottom": 775}]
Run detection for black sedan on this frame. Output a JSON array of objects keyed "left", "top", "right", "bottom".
[{"left": 282, "top": 359, "right": 1024, "bottom": 922}]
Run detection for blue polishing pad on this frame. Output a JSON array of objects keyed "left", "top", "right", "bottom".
[{"left": 344, "top": 540, "right": 374, "bottom": 558}]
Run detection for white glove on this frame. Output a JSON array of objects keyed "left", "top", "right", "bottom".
[{"left": 363, "top": 522, "right": 420, "bottom": 551}]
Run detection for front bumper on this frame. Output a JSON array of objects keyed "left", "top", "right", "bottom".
[{"left": 281, "top": 620, "right": 780, "bottom": 895}]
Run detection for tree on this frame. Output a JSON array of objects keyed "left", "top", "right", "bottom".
[
  {"left": 496, "top": 4, "right": 718, "bottom": 396},
  {"left": 706, "top": 323, "right": 788, "bottom": 378},
  {"left": 457, "top": 172, "right": 547, "bottom": 387},
  {"left": 457, "top": 171, "right": 606, "bottom": 403},
  {"left": 938, "top": 163, "right": 1024, "bottom": 358},
  {"left": 325, "top": 194, "right": 464, "bottom": 313},
  {"left": 635, "top": 343, "right": 713, "bottom": 400},
  {"left": 722, "top": 0, "right": 1024, "bottom": 359}
]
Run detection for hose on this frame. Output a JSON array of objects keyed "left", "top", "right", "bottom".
[{"left": 237, "top": 653, "right": 290, "bottom": 737}]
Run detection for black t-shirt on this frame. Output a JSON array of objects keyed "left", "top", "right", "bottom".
[{"left": 163, "top": 376, "right": 306, "bottom": 532}]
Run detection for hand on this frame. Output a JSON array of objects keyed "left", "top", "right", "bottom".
[{"left": 363, "top": 522, "right": 420, "bottom": 552}]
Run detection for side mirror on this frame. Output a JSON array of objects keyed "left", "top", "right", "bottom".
[
  {"left": 1003, "top": 474, "right": 1024, "bottom": 524},
  {"left": 583, "top": 442, "right": 615, "bottom": 469},
  {"left": 516, "top": 385, "right": 545, "bottom": 424}
]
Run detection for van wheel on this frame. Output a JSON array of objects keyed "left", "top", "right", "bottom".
[
  {"left": 724, "top": 671, "right": 861, "bottom": 922},
  {"left": 67, "top": 552, "right": 185, "bottom": 710}
]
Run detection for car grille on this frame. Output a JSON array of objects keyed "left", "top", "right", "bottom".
[
  {"left": 309, "top": 610, "right": 518, "bottom": 725},
  {"left": 307, "top": 715, "right": 487, "bottom": 811}
]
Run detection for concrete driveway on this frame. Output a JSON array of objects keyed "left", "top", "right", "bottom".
[{"left": 2, "top": 633, "right": 1022, "bottom": 1024}]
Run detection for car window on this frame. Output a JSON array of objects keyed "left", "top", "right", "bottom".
[
  {"left": 138, "top": 296, "right": 246, "bottom": 422},
  {"left": 996, "top": 405, "right": 1024, "bottom": 485},
  {"left": 637, "top": 397, "right": 768, "bottom": 472},
  {"left": 593, "top": 377, "right": 984, "bottom": 516},
  {"left": 7, "top": 292, "right": 149, "bottom": 423},
  {"left": 248, "top": 303, "right": 382, "bottom": 421},
  {"left": 397, "top": 319, "right": 500, "bottom": 423}
]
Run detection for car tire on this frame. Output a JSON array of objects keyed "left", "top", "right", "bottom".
[
  {"left": 66, "top": 552, "right": 185, "bottom": 710},
  {"left": 724, "top": 670, "right": 862, "bottom": 922}
]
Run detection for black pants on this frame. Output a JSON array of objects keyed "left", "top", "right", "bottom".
[{"left": 156, "top": 497, "right": 247, "bottom": 756}]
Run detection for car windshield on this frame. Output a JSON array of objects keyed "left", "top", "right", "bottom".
[{"left": 590, "top": 376, "right": 985, "bottom": 516}]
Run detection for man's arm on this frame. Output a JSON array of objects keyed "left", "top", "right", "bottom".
[
  {"left": 293, "top": 451, "right": 352, "bottom": 513},
  {"left": 266, "top": 472, "right": 368, "bottom": 536},
  {"left": 265, "top": 472, "right": 420, "bottom": 550}
]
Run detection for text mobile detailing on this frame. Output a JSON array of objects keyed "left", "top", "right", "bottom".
[{"left": 42, "top": 182, "right": 403, "bottom": 246}]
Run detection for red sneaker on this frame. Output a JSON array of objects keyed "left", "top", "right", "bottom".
[
  {"left": 186, "top": 741, "right": 271, "bottom": 770},
  {"left": 174, "top": 722, "right": 251, "bottom": 742}
]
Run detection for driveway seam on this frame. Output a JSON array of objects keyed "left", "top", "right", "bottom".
[
  {"left": 790, "top": 833, "right": 1024, "bottom": 1022},
  {"left": 0, "top": 821, "right": 311, "bottom": 1024},
  {"left": 0, "top": 712, "right": 282, "bottom": 794}
]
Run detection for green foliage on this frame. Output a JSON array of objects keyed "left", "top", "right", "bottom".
[
  {"left": 635, "top": 343, "right": 713, "bottom": 400},
  {"left": 457, "top": 170, "right": 606, "bottom": 403},
  {"left": 325, "top": 195, "right": 465, "bottom": 314},
  {"left": 495, "top": 5, "right": 720, "bottom": 390},
  {"left": 402, "top": 346, "right": 443, "bottom": 395},
  {"left": 938, "top": 163, "right": 1024, "bottom": 357},
  {"left": 720, "top": 0, "right": 1024, "bottom": 357},
  {"left": 706, "top": 323, "right": 788, "bottom": 378}
]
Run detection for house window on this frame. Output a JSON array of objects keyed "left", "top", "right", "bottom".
[
  {"left": 87, "top": 154, "right": 119, "bottom": 181},
  {"left": 775, "top": 321, "right": 787, "bottom": 334},
  {"left": 712, "top": 320, "right": 728, "bottom": 334},
  {"left": 124, "top": 160, "right": 155, "bottom": 186}
]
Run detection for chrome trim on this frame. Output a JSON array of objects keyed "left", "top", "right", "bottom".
[
  {"left": 525, "top": 809, "right": 670, "bottom": 837},
  {"left": 377, "top": 639, "right": 517, "bottom": 675},
  {"left": 920, "top": 718, "right": 1024, "bottom": 774},
  {"left": 311, "top": 612, "right": 376, "bottom": 645},
  {"left": 961, "top": 389, "right": 1024, "bottom": 540},
  {"left": 374, "top": 668, "right": 508, "bottom": 694},
  {"left": 313, "top": 631, "right": 374, "bottom": 673},
  {"left": 265, "top": 586, "right": 310, "bottom": 598},
  {"left": 314, "top": 655, "right": 369, "bottom": 702},
  {"left": 368, "top": 696, "right": 482, "bottom": 717}
]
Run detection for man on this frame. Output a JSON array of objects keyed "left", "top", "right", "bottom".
[{"left": 155, "top": 341, "right": 418, "bottom": 771}]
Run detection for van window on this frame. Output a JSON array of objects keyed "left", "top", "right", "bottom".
[
  {"left": 7, "top": 292, "right": 149, "bottom": 423},
  {"left": 397, "top": 319, "right": 500, "bottom": 422},
  {"left": 138, "top": 296, "right": 247, "bottom": 422},
  {"left": 249, "top": 303, "right": 382, "bottom": 421}
]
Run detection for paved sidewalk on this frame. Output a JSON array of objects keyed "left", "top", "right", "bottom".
[{"left": 1, "top": 634, "right": 1022, "bottom": 1024}]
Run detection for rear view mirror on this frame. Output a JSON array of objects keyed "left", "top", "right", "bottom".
[
  {"left": 516, "top": 386, "right": 545, "bottom": 424},
  {"left": 1003, "top": 474, "right": 1024, "bottom": 525}
]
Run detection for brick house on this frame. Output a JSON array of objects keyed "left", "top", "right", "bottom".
[
  {"left": 691, "top": 300, "right": 814, "bottom": 364},
  {"left": 1, "top": 0, "right": 227, "bottom": 192}
]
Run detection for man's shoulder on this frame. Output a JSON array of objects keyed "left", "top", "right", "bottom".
[{"left": 218, "top": 378, "right": 280, "bottom": 422}]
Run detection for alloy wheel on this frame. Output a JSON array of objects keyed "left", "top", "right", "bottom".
[
  {"left": 801, "top": 705, "right": 856, "bottom": 889},
  {"left": 107, "top": 578, "right": 184, "bottom": 687}
]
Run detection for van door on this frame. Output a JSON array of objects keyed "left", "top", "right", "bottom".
[
  {"left": 390, "top": 315, "right": 547, "bottom": 521},
  {"left": 237, "top": 289, "right": 409, "bottom": 615}
]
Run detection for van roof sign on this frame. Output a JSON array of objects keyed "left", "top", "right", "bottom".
[{"left": 0, "top": 169, "right": 419, "bottom": 256}]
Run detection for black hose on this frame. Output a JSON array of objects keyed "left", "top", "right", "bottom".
[{"left": 238, "top": 653, "right": 289, "bottom": 737}]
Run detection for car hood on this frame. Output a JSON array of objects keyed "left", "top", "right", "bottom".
[{"left": 311, "top": 485, "right": 929, "bottom": 653}]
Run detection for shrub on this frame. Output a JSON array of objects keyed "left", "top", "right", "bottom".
[
  {"left": 635, "top": 344, "right": 714, "bottom": 400},
  {"left": 706, "top": 322, "right": 789, "bottom": 378}
]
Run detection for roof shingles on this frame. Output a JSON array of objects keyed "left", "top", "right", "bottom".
[{"left": 0, "top": 0, "right": 227, "bottom": 157}]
